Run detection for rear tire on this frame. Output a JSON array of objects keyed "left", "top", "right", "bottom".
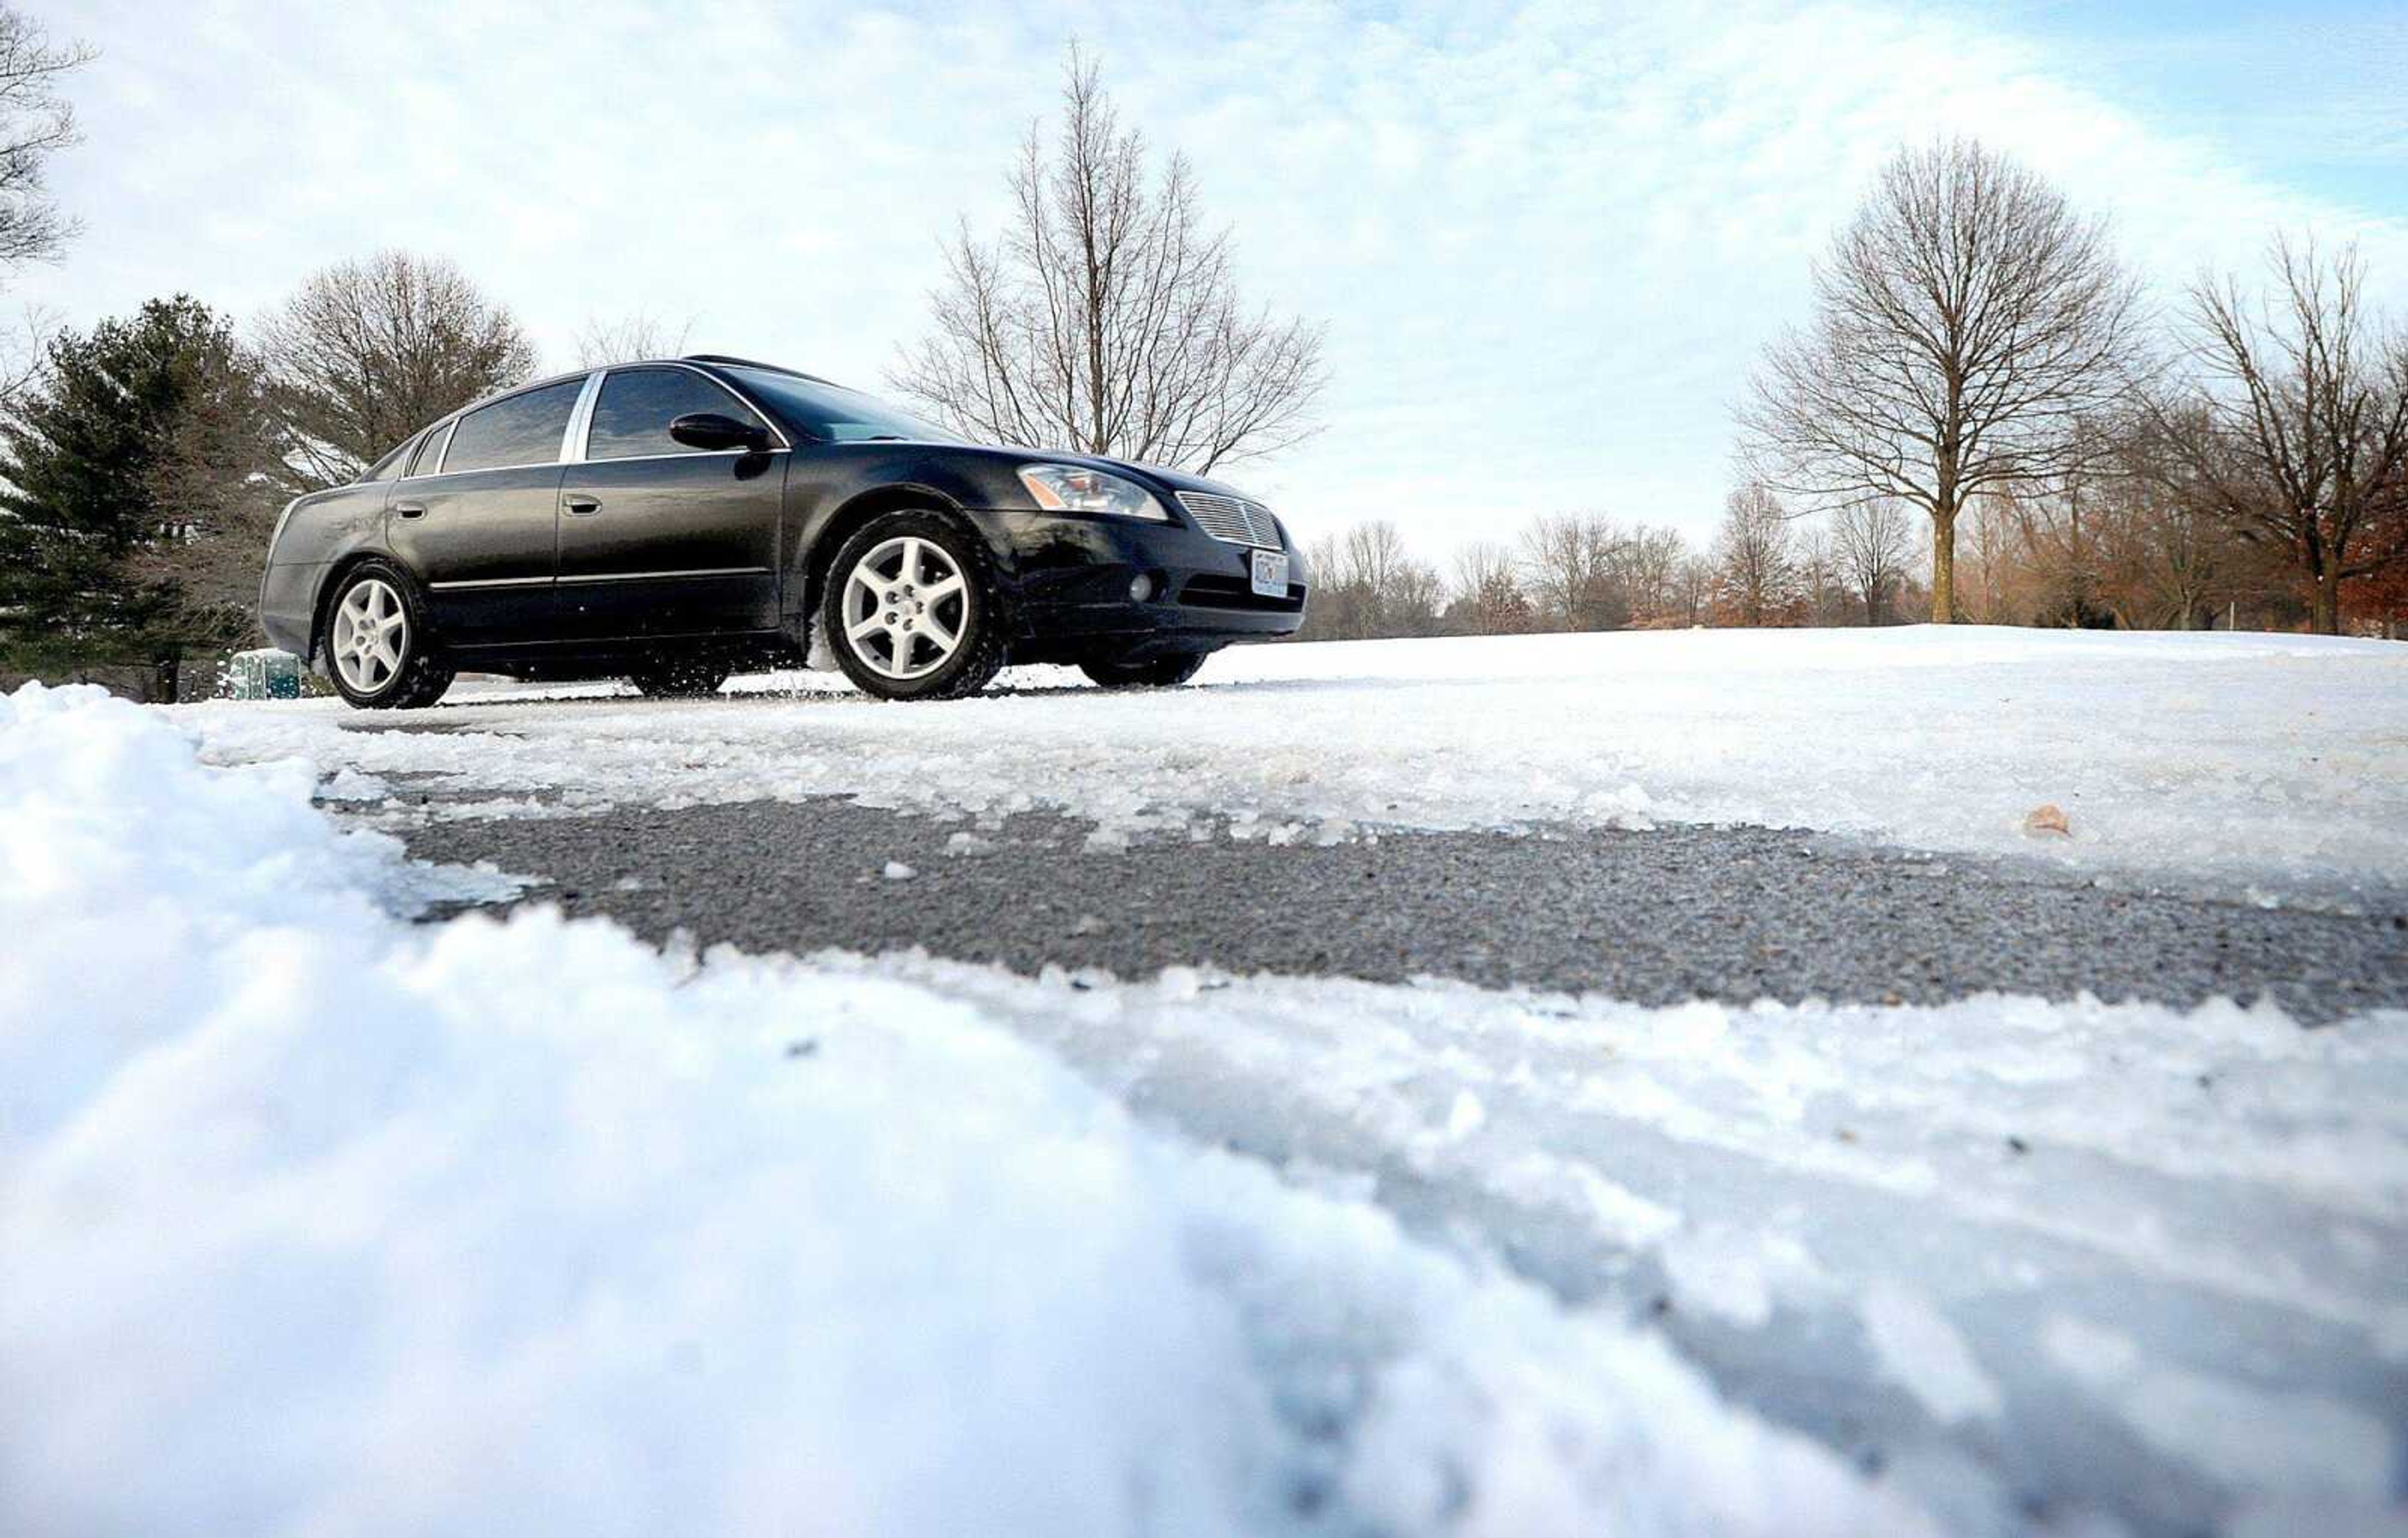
[
  {"left": 822, "top": 511, "right": 1005, "bottom": 701},
  {"left": 628, "top": 655, "right": 732, "bottom": 698},
  {"left": 324, "top": 559, "right": 453, "bottom": 710},
  {"left": 1080, "top": 651, "right": 1210, "bottom": 689}
]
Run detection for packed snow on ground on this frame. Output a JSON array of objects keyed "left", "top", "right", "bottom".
[
  {"left": 3, "top": 682, "right": 1932, "bottom": 1535},
  {"left": 175, "top": 627, "right": 2408, "bottom": 905},
  {"left": 11, "top": 678, "right": 2408, "bottom": 1534}
]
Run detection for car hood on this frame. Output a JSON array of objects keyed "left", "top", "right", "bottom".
[{"left": 921, "top": 441, "right": 1263, "bottom": 506}]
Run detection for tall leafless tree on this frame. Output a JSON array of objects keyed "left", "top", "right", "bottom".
[
  {"left": 255, "top": 251, "right": 537, "bottom": 489},
  {"left": 2155, "top": 238, "right": 2408, "bottom": 633},
  {"left": 1740, "top": 138, "right": 2142, "bottom": 621},
  {"left": 0, "top": 9, "right": 89, "bottom": 277},
  {"left": 1518, "top": 512, "right": 1627, "bottom": 631},
  {"left": 1449, "top": 540, "right": 1532, "bottom": 635},
  {"left": 1831, "top": 499, "right": 1914, "bottom": 624},
  {"left": 0, "top": 9, "right": 92, "bottom": 413},
  {"left": 891, "top": 50, "right": 1324, "bottom": 473},
  {"left": 1713, "top": 484, "right": 1798, "bottom": 625},
  {"left": 574, "top": 310, "right": 695, "bottom": 367}
]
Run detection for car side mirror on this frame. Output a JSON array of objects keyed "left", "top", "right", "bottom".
[{"left": 669, "top": 412, "right": 771, "bottom": 453}]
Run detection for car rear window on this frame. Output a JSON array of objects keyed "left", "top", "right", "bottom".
[
  {"left": 586, "top": 367, "right": 769, "bottom": 460},
  {"left": 444, "top": 379, "right": 585, "bottom": 473}
]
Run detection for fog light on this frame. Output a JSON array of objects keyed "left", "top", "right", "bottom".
[{"left": 1129, "top": 574, "right": 1156, "bottom": 603}]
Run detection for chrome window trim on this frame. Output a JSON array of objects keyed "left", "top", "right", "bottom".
[
  {"left": 561, "top": 369, "right": 606, "bottom": 463},
  {"left": 401, "top": 457, "right": 574, "bottom": 482},
  {"left": 568, "top": 448, "right": 789, "bottom": 468},
  {"left": 575, "top": 362, "right": 793, "bottom": 463}
]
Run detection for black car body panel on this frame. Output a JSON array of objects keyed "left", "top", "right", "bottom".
[{"left": 258, "top": 357, "right": 1309, "bottom": 680}]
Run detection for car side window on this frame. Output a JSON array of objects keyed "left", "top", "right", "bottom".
[
  {"left": 406, "top": 421, "right": 453, "bottom": 478},
  {"left": 443, "top": 380, "right": 586, "bottom": 474},
  {"left": 585, "top": 368, "right": 769, "bottom": 461},
  {"left": 358, "top": 440, "right": 411, "bottom": 482}
]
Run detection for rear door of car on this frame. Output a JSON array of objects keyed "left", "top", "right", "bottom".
[
  {"left": 554, "top": 364, "right": 789, "bottom": 640},
  {"left": 385, "top": 376, "right": 589, "bottom": 647}
]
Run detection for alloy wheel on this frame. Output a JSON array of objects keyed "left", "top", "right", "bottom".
[
  {"left": 332, "top": 578, "right": 408, "bottom": 695},
  {"left": 842, "top": 535, "right": 968, "bottom": 681}
]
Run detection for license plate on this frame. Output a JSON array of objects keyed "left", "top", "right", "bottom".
[{"left": 1250, "top": 549, "right": 1289, "bottom": 598}]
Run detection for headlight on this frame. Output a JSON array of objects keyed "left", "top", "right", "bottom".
[{"left": 1017, "top": 463, "right": 1168, "bottom": 521}]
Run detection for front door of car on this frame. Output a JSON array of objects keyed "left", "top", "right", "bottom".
[
  {"left": 384, "top": 377, "right": 589, "bottom": 647},
  {"left": 554, "top": 366, "right": 789, "bottom": 640}
]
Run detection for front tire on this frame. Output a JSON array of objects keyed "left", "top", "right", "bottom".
[
  {"left": 822, "top": 512, "right": 1005, "bottom": 701},
  {"left": 324, "top": 560, "right": 453, "bottom": 710},
  {"left": 1080, "top": 651, "right": 1210, "bottom": 689}
]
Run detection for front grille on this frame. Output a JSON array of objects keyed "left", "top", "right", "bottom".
[
  {"left": 1180, "top": 574, "right": 1306, "bottom": 613},
  {"left": 1176, "top": 491, "right": 1282, "bottom": 548}
]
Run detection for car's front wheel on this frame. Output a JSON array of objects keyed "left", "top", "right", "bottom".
[
  {"left": 1079, "top": 651, "right": 1211, "bottom": 689},
  {"left": 325, "top": 561, "right": 453, "bottom": 709},
  {"left": 823, "top": 512, "right": 1004, "bottom": 700}
]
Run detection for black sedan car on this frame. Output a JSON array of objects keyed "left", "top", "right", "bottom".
[{"left": 258, "top": 356, "right": 1309, "bottom": 707}]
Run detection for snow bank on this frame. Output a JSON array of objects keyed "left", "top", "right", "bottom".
[
  {"left": 0, "top": 683, "right": 1921, "bottom": 1535},
  {"left": 175, "top": 626, "right": 2408, "bottom": 903}
]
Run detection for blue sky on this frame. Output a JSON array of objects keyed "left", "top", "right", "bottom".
[{"left": 16, "top": 0, "right": 2407, "bottom": 554}]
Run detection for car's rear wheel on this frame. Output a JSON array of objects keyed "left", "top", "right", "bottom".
[
  {"left": 823, "top": 512, "right": 1004, "bottom": 701},
  {"left": 1079, "top": 651, "right": 1212, "bottom": 689},
  {"left": 628, "top": 655, "right": 732, "bottom": 698},
  {"left": 325, "top": 561, "right": 453, "bottom": 710}
]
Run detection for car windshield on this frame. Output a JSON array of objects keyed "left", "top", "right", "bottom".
[{"left": 722, "top": 366, "right": 961, "bottom": 445}]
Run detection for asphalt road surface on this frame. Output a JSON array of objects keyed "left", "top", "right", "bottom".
[{"left": 398, "top": 795, "right": 2408, "bottom": 1024}]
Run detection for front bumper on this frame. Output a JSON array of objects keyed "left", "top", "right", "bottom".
[{"left": 976, "top": 508, "right": 1309, "bottom": 663}]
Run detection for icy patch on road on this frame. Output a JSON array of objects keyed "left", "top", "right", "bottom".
[
  {"left": 0, "top": 683, "right": 1921, "bottom": 1533},
  {"left": 174, "top": 628, "right": 2408, "bottom": 903}
]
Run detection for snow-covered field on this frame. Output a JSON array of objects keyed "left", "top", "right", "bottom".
[
  {"left": 174, "top": 626, "right": 2408, "bottom": 907},
  {"left": 8, "top": 628, "right": 2408, "bottom": 1535}
]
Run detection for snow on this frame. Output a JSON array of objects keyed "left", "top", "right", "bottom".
[
  {"left": 16, "top": 624, "right": 2408, "bottom": 1532},
  {"left": 0, "top": 683, "right": 1925, "bottom": 1535},
  {"left": 1860, "top": 1282, "right": 2004, "bottom": 1426},
  {"left": 172, "top": 626, "right": 2408, "bottom": 906}
]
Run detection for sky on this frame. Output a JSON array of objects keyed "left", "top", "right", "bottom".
[{"left": 13, "top": 0, "right": 2408, "bottom": 557}]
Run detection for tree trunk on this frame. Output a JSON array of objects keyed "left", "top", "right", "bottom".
[
  {"left": 1930, "top": 508, "right": 1958, "bottom": 623},
  {"left": 2311, "top": 572, "right": 2342, "bottom": 636}
]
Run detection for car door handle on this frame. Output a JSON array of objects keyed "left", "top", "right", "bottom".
[
  {"left": 393, "top": 502, "right": 427, "bottom": 519},
  {"left": 563, "top": 495, "right": 602, "bottom": 517}
]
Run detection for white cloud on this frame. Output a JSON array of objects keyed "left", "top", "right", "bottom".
[{"left": 19, "top": 0, "right": 2408, "bottom": 555}]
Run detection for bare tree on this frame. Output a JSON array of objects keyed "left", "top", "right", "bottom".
[
  {"left": 1831, "top": 499, "right": 1914, "bottom": 624},
  {"left": 1610, "top": 525, "right": 1691, "bottom": 626},
  {"left": 1297, "top": 520, "right": 1442, "bottom": 640},
  {"left": 2155, "top": 238, "right": 2408, "bottom": 633},
  {"left": 1517, "top": 512, "right": 1627, "bottom": 631},
  {"left": 1674, "top": 555, "right": 1714, "bottom": 627},
  {"left": 1740, "top": 138, "right": 2142, "bottom": 621},
  {"left": 255, "top": 251, "right": 537, "bottom": 489},
  {"left": 891, "top": 50, "right": 1324, "bottom": 473},
  {"left": 1449, "top": 540, "right": 1532, "bottom": 635},
  {"left": 574, "top": 310, "right": 695, "bottom": 367},
  {"left": 0, "top": 9, "right": 91, "bottom": 278},
  {"left": 0, "top": 10, "right": 92, "bottom": 414},
  {"left": 1713, "top": 484, "right": 1798, "bottom": 625}
]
